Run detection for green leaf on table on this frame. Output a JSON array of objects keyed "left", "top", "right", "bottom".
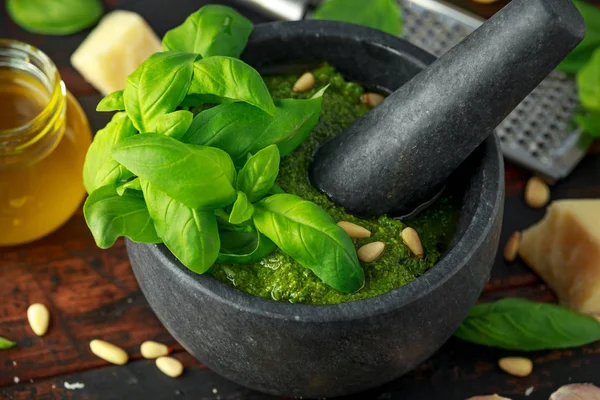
[
  {"left": 253, "top": 194, "right": 364, "bottom": 293},
  {"left": 181, "top": 87, "right": 326, "bottom": 163},
  {"left": 576, "top": 48, "right": 600, "bottom": 111},
  {"left": 237, "top": 145, "right": 280, "bottom": 203},
  {"left": 558, "top": 0, "right": 600, "bottom": 74},
  {"left": 229, "top": 191, "right": 254, "bottom": 225},
  {"left": 0, "top": 336, "right": 16, "bottom": 350},
  {"left": 6, "top": 0, "right": 103, "bottom": 35},
  {"left": 151, "top": 110, "right": 194, "bottom": 140},
  {"left": 116, "top": 178, "right": 141, "bottom": 196},
  {"left": 454, "top": 298, "right": 600, "bottom": 351},
  {"left": 142, "top": 180, "right": 220, "bottom": 273},
  {"left": 112, "top": 133, "right": 237, "bottom": 210},
  {"left": 124, "top": 51, "right": 197, "bottom": 133},
  {"left": 313, "top": 0, "right": 402, "bottom": 36},
  {"left": 97, "top": 90, "right": 124, "bottom": 112},
  {"left": 83, "top": 112, "right": 136, "bottom": 194},
  {"left": 187, "top": 56, "right": 276, "bottom": 115},
  {"left": 84, "top": 184, "right": 161, "bottom": 249},
  {"left": 575, "top": 110, "right": 600, "bottom": 137},
  {"left": 163, "top": 5, "right": 253, "bottom": 58}
]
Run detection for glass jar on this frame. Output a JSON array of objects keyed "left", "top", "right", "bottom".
[{"left": 0, "top": 40, "right": 92, "bottom": 246}]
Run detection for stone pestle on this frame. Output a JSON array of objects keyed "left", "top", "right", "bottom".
[{"left": 309, "top": 0, "right": 585, "bottom": 218}]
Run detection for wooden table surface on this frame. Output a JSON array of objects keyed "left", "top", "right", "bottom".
[{"left": 1, "top": 1, "right": 599, "bottom": 399}]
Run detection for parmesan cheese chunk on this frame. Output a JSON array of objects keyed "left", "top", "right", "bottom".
[
  {"left": 71, "top": 11, "right": 162, "bottom": 95},
  {"left": 519, "top": 199, "right": 600, "bottom": 314}
]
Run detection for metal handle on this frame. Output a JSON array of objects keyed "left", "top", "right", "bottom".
[{"left": 235, "top": 0, "right": 313, "bottom": 20}]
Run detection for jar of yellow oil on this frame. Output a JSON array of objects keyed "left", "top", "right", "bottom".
[{"left": 0, "top": 40, "right": 92, "bottom": 246}]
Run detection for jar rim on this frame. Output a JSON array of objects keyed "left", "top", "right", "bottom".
[{"left": 0, "top": 39, "right": 66, "bottom": 150}]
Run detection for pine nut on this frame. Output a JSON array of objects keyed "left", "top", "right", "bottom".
[
  {"left": 401, "top": 227, "right": 424, "bottom": 258},
  {"left": 503, "top": 231, "right": 521, "bottom": 262},
  {"left": 357, "top": 242, "right": 385, "bottom": 263},
  {"left": 90, "top": 339, "right": 129, "bottom": 365},
  {"left": 498, "top": 357, "right": 533, "bottom": 377},
  {"left": 361, "top": 92, "right": 385, "bottom": 108},
  {"left": 27, "top": 303, "right": 50, "bottom": 337},
  {"left": 156, "top": 356, "right": 184, "bottom": 378},
  {"left": 525, "top": 176, "right": 550, "bottom": 208},
  {"left": 337, "top": 221, "right": 371, "bottom": 239},
  {"left": 550, "top": 383, "right": 600, "bottom": 399},
  {"left": 292, "top": 72, "right": 315, "bottom": 93},
  {"left": 141, "top": 341, "right": 170, "bottom": 359}
]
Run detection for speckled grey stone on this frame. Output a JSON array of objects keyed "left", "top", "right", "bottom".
[
  {"left": 310, "top": 0, "right": 584, "bottom": 217},
  {"left": 127, "top": 20, "right": 504, "bottom": 398}
]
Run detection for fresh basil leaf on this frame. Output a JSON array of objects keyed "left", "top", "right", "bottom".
[
  {"left": 255, "top": 86, "right": 327, "bottom": 156},
  {"left": 313, "top": 0, "right": 402, "bottom": 36},
  {"left": 84, "top": 184, "right": 161, "bottom": 249},
  {"left": 454, "top": 298, "right": 600, "bottom": 351},
  {"left": 188, "top": 56, "right": 276, "bottom": 115},
  {"left": 253, "top": 194, "right": 364, "bottom": 292},
  {"left": 237, "top": 145, "right": 280, "bottom": 203},
  {"left": 112, "top": 133, "right": 237, "bottom": 210},
  {"left": 181, "top": 102, "right": 271, "bottom": 163},
  {"left": 142, "top": 180, "right": 219, "bottom": 273},
  {"left": 217, "top": 228, "right": 276, "bottom": 264},
  {"left": 83, "top": 112, "right": 136, "bottom": 194},
  {"left": 151, "top": 110, "right": 194, "bottom": 140},
  {"left": 163, "top": 5, "right": 253, "bottom": 58},
  {"left": 575, "top": 111, "right": 600, "bottom": 137},
  {"left": 0, "top": 336, "right": 16, "bottom": 350},
  {"left": 6, "top": 0, "right": 103, "bottom": 35},
  {"left": 124, "top": 52, "right": 197, "bottom": 133},
  {"left": 182, "top": 87, "right": 326, "bottom": 162},
  {"left": 268, "top": 183, "right": 285, "bottom": 195},
  {"left": 180, "top": 94, "right": 235, "bottom": 108},
  {"left": 577, "top": 48, "right": 600, "bottom": 111},
  {"left": 558, "top": 0, "right": 600, "bottom": 74},
  {"left": 116, "top": 178, "right": 141, "bottom": 196},
  {"left": 96, "top": 90, "right": 124, "bottom": 112},
  {"left": 229, "top": 191, "right": 254, "bottom": 224}
]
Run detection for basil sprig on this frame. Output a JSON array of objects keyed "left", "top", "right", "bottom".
[
  {"left": 6, "top": 0, "right": 103, "bottom": 35},
  {"left": 454, "top": 299, "right": 600, "bottom": 351},
  {"left": 83, "top": 5, "right": 364, "bottom": 293},
  {"left": 253, "top": 194, "right": 364, "bottom": 293},
  {"left": 83, "top": 112, "right": 136, "bottom": 194},
  {"left": 0, "top": 336, "right": 16, "bottom": 350},
  {"left": 84, "top": 184, "right": 161, "bottom": 249},
  {"left": 557, "top": 1, "right": 600, "bottom": 138},
  {"left": 163, "top": 5, "right": 253, "bottom": 59},
  {"left": 314, "top": 0, "right": 402, "bottom": 36},
  {"left": 558, "top": 0, "right": 600, "bottom": 74}
]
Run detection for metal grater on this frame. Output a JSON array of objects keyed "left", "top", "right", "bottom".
[{"left": 238, "top": 0, "right": 588, "bottom": 180}]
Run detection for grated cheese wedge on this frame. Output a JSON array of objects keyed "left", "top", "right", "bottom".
[
  {"left": 71, "top": 10, "right": 162, "bottom": 95},
  {"left": 519, "top": 199, "right": 600, "bottom": 314}
]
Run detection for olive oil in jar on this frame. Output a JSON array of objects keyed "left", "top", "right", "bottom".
[{"left": 0, "top": 41, "right": 92, "bottom": 246}]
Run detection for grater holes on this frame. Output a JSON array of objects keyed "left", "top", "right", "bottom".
[{"left": 400, "top": 0, "right": 583, "bottom": 177}]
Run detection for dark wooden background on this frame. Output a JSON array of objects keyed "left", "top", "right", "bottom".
[{"left": 1, "top": 1, "right": 599, "bottom": 399}]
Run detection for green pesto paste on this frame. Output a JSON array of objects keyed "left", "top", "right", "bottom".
[{"left": 208, "top": 64, "right": 459, "bottom": 305}]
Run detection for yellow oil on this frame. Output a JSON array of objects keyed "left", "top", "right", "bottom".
[{"left": 0, "top": 68, "right": 92, "bottom": 246}]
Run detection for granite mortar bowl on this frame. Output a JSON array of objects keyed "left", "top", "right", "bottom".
[{"left": 126, "top": 20, "right": 505, "bottom": 398}]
